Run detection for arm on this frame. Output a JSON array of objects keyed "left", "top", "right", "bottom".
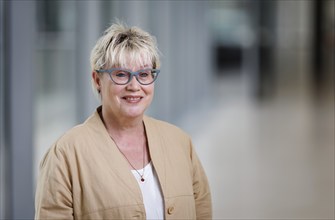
[
  {"left": 35, "top": 144, "right": 74, "bottom": 219},
  {"left": 190, "top": 140, "right": 212, "bottom": 219}
]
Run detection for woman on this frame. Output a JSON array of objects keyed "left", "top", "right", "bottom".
[{"left": 35, "top": 22, "right": 212, "bottom": 219}]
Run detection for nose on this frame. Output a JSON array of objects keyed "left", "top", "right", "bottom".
[{"left": 126, "top": 75, "right": 140, "bottom": 91}]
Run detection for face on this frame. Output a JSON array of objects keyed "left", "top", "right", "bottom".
[{"left": 93, "top": 64, "right": 155, "bottom": 121}]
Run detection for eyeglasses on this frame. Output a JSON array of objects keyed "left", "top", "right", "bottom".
[{"left": 96, "top": 68, "right": 160, "bottom": 85}]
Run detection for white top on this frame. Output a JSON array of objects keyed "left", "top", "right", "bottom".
[{"left": 131, "top": 162, "right": 164, "bottom": 219}]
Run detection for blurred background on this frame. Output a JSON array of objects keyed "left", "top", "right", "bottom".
[{"left": 0, "top": 0, "right": 334, "bottom": 219}]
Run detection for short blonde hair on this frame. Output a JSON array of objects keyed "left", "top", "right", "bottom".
[{"left": 90, "top": 22, "right": 160, "bottom": 71}]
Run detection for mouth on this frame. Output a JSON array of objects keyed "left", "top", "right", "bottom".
[{"left": 122, "top": 96, "right": 143, "bottom": 103}]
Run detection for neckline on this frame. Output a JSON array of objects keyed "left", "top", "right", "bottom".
[{"left": 132, "top": 161, "right": 152, "bottom": 172}]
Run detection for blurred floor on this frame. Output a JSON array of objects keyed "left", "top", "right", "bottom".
[{"left": 190, "top": 75, "right": 334, "bottom": 219}]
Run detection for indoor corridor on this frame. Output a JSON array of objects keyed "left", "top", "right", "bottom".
[
  {"left": 1, "top": 1, "right": 334, "bottom": 219},
  {"left": 187, "top": 76, "right": 334, "bottom": 219}
]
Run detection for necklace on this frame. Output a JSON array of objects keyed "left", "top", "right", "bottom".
[{"left": 109, "top": 135, "right": 146, "bottom": 182}]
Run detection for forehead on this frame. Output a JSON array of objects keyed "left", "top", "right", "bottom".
[{"left": 110, "top": 49, "right": 153, "bottom": 69}]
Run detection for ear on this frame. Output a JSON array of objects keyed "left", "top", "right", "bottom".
[{"left": 92, "top": 71, "right": 101, "bottom": 93}]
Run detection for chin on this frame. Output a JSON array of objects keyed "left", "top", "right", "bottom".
[{"left": 123, "top": 108, "right": 146, "bottom": 118}]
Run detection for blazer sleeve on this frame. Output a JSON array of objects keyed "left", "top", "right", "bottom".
[
  {"left": 35, "top": 143, "right": 74, "bottom": 219},
  {"left": 190, "top": 140, "right": 212, "bottom": 219}
]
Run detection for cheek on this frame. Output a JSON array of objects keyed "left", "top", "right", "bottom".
[
  {"left": 145, "top": 85, "right": 155, "bottom": 95},
  {"left": 101, "top": 82, "right": 121, "bottom": 100},
  {"left": 145, "top": 86, "right": 155, "bottom": 104},
  {"left": 100, "top": 77, "right": 110, "bottom": 93}
]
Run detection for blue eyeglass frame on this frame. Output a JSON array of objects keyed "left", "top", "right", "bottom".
[{"left": 95, "top": 68, "right": 160, "bottom": 85}]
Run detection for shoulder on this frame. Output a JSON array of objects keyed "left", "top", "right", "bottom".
[
  {"left": 41, "top": 123, "right": 88, "bottom": 162},
  {"left": 39, "top": 115, "right": 100, "bottom": 168},
  {"left": 144, "top": 115, "right": 191, "bottom": 143},
  {"left": 50, "top": 111, "right": 103, "bottom": 154},
  {"left": 144, "top": 115, "right": 186, "bottom": 133},
  {"left": 56, "top": 124, "right": 88, "bottom": 148}
]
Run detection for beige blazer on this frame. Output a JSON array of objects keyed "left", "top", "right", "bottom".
[{"left": 35, "top": 107, "right": 212, "bottom": 219}]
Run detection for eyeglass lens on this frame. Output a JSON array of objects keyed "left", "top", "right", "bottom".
[{"left": 111, "top": 69, "right": 158, "bottom": 85}]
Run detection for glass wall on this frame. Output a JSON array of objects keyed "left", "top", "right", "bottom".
[{"left": 34, "top": 0, "right": 78, "bottom": 180}]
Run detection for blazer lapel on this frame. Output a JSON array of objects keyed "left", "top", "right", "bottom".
[
  {"left": 86, "top": 109, "right": 144, "bottom": 203},
  {"left": 143, "top": 115, "right": 167, "bottom": 197}
]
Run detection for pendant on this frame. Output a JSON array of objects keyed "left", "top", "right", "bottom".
[{"left": 141, "top": 177, "right": 145, "bottom": 182}]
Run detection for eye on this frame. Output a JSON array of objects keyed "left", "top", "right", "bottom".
[
  {"left": 139, "top": 72, "right": 149, "bottom": 77},
  {"left": 114, "top": 71, "right": 128, "bottom": 78}
]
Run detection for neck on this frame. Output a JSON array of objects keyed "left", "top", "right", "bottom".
[
  {"left": 100, "top": 107, "right": 144, "bottom": 138},
  {"left": 99, "top": 106, "right": 150, "bottom": 173}
]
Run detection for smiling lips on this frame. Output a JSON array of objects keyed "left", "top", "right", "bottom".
[{"left": 122, "top": 96, "right": 143, "bottom": 103}]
